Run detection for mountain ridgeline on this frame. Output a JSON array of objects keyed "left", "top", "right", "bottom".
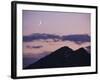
[{"left": 24, "top": 46, "right": 90, "bottom": 69}]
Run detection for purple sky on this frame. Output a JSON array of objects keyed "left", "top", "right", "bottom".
[
  {"left": 22, "top": 10, "right": 90, "bottom": 36},
  {"left": 22, "top": 10, "right": 91, "bottom": 68}
]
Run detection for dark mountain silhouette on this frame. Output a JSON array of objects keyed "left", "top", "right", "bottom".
[
  {"left": 64, "top": 48, "right": 90, "bottom": 67},
  {"left": 24, "top": 46, "right": 90, "bottom": 69},
  {"left": 85, "top": 46, "right": 91, "bottom": 53}
]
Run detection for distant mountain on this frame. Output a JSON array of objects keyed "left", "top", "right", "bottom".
[
  {"left": 65, "top": 48, "right": 90, "bottom": 67},
  {"left": 24, "top": 46, "right": 90, "bottom": 69},
  {"left": 84, "top": 46, "right": 91, "bottom": 53},
  {"left": 24, "top": 46, "right": 73, "bottom": 69}
]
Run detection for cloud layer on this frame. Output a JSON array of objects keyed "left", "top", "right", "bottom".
[
  {"left": 26, "top": 45, "right": 43, "bottom": 49},
  {"left": 23, "top": 33, "right": 90, "bottom": 44}
]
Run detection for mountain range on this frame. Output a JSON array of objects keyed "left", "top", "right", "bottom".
[{"left": 24, "top": 46, "right": 90, "bottom": 69}]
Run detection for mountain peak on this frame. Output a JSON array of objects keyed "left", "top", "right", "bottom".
[
  {"left": 25, "top": 46, "right": 90, "bottom": 69},
  {"left": 59, "top": 46, "right": 72, "bottom": 49},
  {"left": 55, "top": 46, "right": 73, "bottom": 52},
  {"left": 84, "top": 46, "right": 91, "bottom": 53},
  {"left": 75, "top": 48, "right": 89, "bottom": 54},
  {"left": 76, "top": 47, "right": 86, "bottom": 51}
]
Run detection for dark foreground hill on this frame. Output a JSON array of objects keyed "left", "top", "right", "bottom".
[{"left": 24, "top": 46, "right": 90, "bottom": 69}]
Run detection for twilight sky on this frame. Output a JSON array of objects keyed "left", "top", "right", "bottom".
[
  {"left": 23, "top": 10, "right": 90, "bottom": 36},
  {"left": 22, "top": 10, "right": 91, "bottom": 68}
]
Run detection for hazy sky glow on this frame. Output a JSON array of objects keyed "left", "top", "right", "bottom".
[
  {"left": 22, "top": 10, "right": 91, "bottom": 68},
  {"left": 23, "top": 10, "right": 90, "bottom": 36}
]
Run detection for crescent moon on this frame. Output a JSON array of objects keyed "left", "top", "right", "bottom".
[{"left": 39, "top": 20, "right": 42, "bottom": 25}]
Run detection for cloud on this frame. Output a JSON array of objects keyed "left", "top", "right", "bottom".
[
  {"left": 23, "top": 51, "right": 51, "bottom": 68},
  {"left": 23, "top": 33, "right": 60, "bottom": 42},
  {"left": 62, "top": 34, "right": 90, "bottom": 44},
  {"left": 23, "top": 33, "right": 90, "bottom": 44},
  {"left": 26, "top": 45, "right": 43, "bottom": 49}
]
